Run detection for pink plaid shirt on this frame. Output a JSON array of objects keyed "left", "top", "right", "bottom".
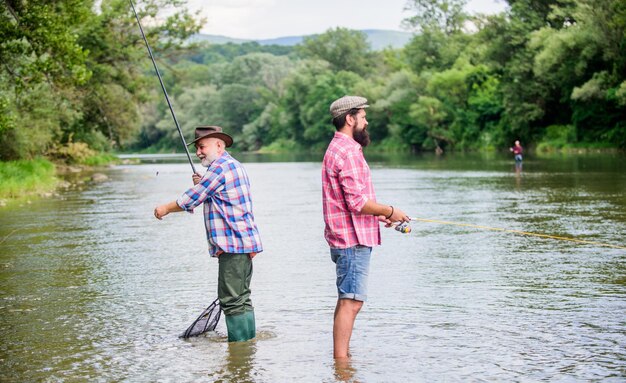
[{"left": 322, "top": 132, "right": 381, "bottom": 248}]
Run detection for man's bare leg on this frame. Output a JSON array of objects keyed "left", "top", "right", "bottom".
[{"left": 333, "top": 298, "right": 363, "bottom": 359}]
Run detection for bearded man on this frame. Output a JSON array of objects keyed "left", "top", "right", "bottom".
[
  {"left": 322, "top": 96, "right": 410, "bottom": 359},
  {"left": 154, "top": 126, "right": 262, "bottom": 342}
]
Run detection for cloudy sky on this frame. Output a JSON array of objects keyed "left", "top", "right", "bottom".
[{"left": 185, "top": 0, "right": 508, "bottom": 39}]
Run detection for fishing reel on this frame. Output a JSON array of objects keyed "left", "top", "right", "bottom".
[{"left": 394, "top": 221, "right": 412, "bottom": 234}]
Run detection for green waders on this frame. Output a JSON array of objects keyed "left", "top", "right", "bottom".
[{"left": 218, "top": 252, "right": 255, "bottom": 342}]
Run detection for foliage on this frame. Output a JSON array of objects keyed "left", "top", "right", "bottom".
[
  {"left": 257, "top": 138, "right": 301, "bottom": 153},
  {"left": 49, "top": 141, "right": 96, "bottom": 164},
  {"left": 0, "top": 158, "right": 57, "bottom": 198},
  {"left": 0, "top": 0, "right": 92, "bottom": 89},
  {"left": 404, "top": 29, "right": 470, "bottom": 73},
  {"left": 297, "top": 28, "right": 373, "bottom": 77},
  {"left": 1, "top": 0, "right": 625, "bottom": 161},
  {"left": 0, "top": 0, "right": 203, "bottom": 160},
  {"left": 80, "top": 153, "right": 119, "bottom": 166},
  {"left": 402, "top": 0, "right": 468, "bottom": 35},
  {"left": 186, "top": 42, "right": 293, "bottom": 64},
  {"left": 536, "top": 124, "right": 577, "bottom": 151}
]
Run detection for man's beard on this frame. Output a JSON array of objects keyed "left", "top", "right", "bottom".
[
  {"left": 201, "top": 157, "right": 213, "bottom": 167},
  {"left": 353, "top": 126, "right": 370, "bottom": 147},
  {"left": 201, "top": 152, "right": 220, "bottom": 167}
]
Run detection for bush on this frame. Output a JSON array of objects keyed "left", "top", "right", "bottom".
[
  {"left": 81, "top": 153, "right": 118, "bottom": 166},
  {"left": 0, "top": 158, "right": 57, "bottom": 199},
  {"left": 257, "top": 138, "right": 301, "bottom": 153},
  {"left": 49, "top": 141, "right": 97, "bottom": 164},
  {"left": 536, "top": 125, "right": 576, "bottom": 152}
]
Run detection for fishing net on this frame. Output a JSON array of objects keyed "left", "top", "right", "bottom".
[{"left": 181, "top": 298, "right": 222, "bottom": 338}]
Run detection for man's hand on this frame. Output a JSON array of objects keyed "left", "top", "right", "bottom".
[
  {"left": 378, "top": 215, "right": 392, "bottom": 227},
  {"left": 388, "top": 206, "right": 410, "bottom": 223},
  {"left": 154, "top": 201, "right": 184, "bottom": 220},
  {"left": 154, "top": 205, "right": 169, "bottom": 220},
  {"left": 361, "top": 200, "right": 411, "bottom": 224},
  {"left": 192, "top": 173, "right": 202, "bottom": 185}
]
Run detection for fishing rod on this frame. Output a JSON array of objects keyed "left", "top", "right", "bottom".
[
  {"left": 129, "top": 0, "right": 197, "bottom": 174},
  {"left": 129, "top": 2, "right": 222, "bottom": 339},
  {"left": 392, "top": 218, "right": 626, "bottom": 250}
]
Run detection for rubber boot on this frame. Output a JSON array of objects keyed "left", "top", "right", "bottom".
[{"left": 225, "top": 310, "right": 256, "bottom": 342}]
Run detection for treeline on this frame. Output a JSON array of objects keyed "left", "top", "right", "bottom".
[
  {"left": 1, "top": 0, "right": 625, "bottom": 161},
  {"left": 0, "top": 0, "right": 203, "bottom": 161}
]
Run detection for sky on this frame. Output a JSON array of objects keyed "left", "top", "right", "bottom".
[{"left": 185, "top": 0, "right": 508, "bottom": 39}]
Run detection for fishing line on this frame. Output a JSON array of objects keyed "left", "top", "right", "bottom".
[
  {"left": 129, "top": 0, "right": 197, "bottom": 174},
  {"left": 0, "top": 228, "right": 21, "bottom": 246},
  {"left": 393, "top": 217, "right": 626, "bottom": 250},
  {"left": 130, "top": 1, "right": 222, "bottom": 338}
]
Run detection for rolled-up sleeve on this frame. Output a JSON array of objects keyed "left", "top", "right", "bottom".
[
  {"left": 176, "top": 166, "right": 225, "bottom": 212},
  {"left": 337, "top": 152, "right": 369, "bottom": 213}
]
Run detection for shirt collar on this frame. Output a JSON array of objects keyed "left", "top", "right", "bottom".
[
  {"left": 207, "top": 151, "right": 230, "bottom": 167},
  {"left": 334, "top": 131, "right": 362, "bottom": 151}
]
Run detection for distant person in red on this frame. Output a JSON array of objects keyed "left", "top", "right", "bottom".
[{"left": 510, "top": 140, "right": 523, "bottom": 162}]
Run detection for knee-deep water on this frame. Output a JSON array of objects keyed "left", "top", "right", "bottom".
[{"left": 1, "top": 152, "right": 624, "bottom": 382}]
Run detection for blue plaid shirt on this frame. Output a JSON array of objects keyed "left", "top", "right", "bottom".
[{"left": 176, "top": 152, "right": 263, "bottom": 257}]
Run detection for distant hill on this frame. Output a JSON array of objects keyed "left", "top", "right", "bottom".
[
  {"left": 189, "top": 29, "right": 413, "bottom": 50},
  {"left": 189, "top": 34, "right": 250, "bottom": 45}
]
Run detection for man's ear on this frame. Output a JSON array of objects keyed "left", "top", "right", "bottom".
[{"left": 346, "top": 114, "right": 355, "bottom": 127}]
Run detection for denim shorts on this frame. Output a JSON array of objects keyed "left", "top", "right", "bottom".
[{"left": 330, "top": 245, "right": 372, "bottom": 302}]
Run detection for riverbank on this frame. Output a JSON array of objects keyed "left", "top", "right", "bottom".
[
  {"left": 0, "top": 159, "right": 58, "bottom": 203},
  {"left": 3, "top": 147, "right": 621, "bottom": 205},
  {"left": 0, "top": 155, "right": 121, "bottom": 205}
]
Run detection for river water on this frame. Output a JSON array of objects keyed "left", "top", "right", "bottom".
[{"left": 0, "top": 152, "right": 625, "bottom": 382}]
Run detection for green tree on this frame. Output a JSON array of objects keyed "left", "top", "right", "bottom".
[
  {"left": 476, "top": 0, "right": 557, "bottom": 144},
  {"left": 404, "top": 30, "right": 471, "bottom": 73},
  {"left": 214, "top": 52, "right": 294, "bottom": 91},
  {"left": 370, "top": 70, "right": 425, "bottom": 150},
  {"left": 75, "top": 0, "right": 202, "bottom": 149},
  {"left": 465, "top": 67, "right": 503, "bottom": 149},
  {"left": 402, "top": 0, "right": 467, "bottom": 35},
  {"left": 529, "top": 0, "right": 626, "bottom": 147},
  {"left": 276, "top": 60, "right": 364, "bottom": 148},
  {"left": 0, "top": 0, "right": 92, "bottom": 159},
  {"left": 144, "top": 52, "right": 295, "bottom": 150},
  {"left": 409, "top": 96, "right": 448, "bottom": 150},
  {"left": 242, "top": 102, "right": 292, "bottom": 150},
  {"left": 402, "top": 0, "right": 471, "bottom": 74},
  {"left": 297, "top": 28, "right": 372, "bottom": 77},
  {"left": 0, "top": 0, "right": 203, "bottom": 159},
  {"left": 0, "top": 0, "right": 91, "bottom": 89}
]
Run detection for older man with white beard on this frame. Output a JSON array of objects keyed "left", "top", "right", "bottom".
[{"left": 154, "top": 126, "right": 263, "bottom": 342}]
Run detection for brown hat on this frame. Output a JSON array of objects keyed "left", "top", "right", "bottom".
[
  {"left": 188, "top": 126, "right": 233, "bottom": 147},
  {"left": 329, "top": 96, "right": 369, "bottom": 119}
]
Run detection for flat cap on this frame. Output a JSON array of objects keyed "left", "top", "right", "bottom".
[{"left": 329, "top": 96, "right": 369, "bottom": 119}]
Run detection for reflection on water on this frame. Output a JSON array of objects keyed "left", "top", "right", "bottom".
[
  {"left": 211, "top": 341, "right": 258, "bottom": 382},
  {"left": 514, "top": 161, "right": 523, "bottom": 189},
  {"left": 334, "top": 358, "right": 358, "bottom": 383},
  {"left": 0, "top": 152, "right": 625, "bottom": 382}
]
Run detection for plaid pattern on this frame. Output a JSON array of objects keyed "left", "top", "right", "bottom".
[
  {"left": 322, "top": 132, "right": 380, "bottom": 248},
  {"left": 329, "top": 96, "right": 369, "bottom": 118},
  {"left": 177, "top": 152, "right": 263, "bottom": 257}
]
